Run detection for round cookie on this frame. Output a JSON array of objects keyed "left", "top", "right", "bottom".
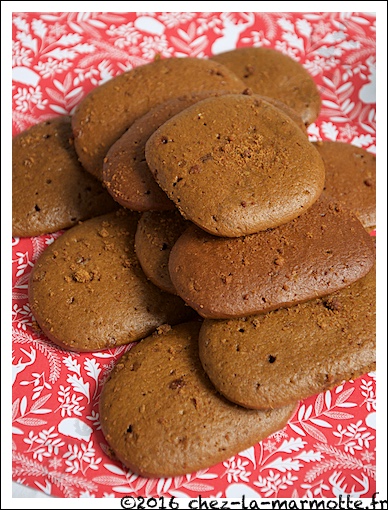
[
  {"left": 99, "top": 322, "right": 296, "bottom": 478},
  {"left": 145, "top": 94, "right": 325, "bottom": 237},
  {"left": 211, "top": 47, "right": 321, "bottom": 125},
  {"left": 313, "top": 141, "right": 376, "bottom": 230},
  {"left": 72, "top": 57, "right": 246, "bottom": 180},
  {"left": 103, "top": 91, "right": 228, "bottom": 212},
  {"left": 135, "top": 210, "right": 189, "bottom": 294},
  {"left": 199, "top": 267, "right": 376, "bottom": 410},
  {"left": 12, "top": 116, "right": 118, "bottom": 237},
  {"left": 168, "top": 196, "right": 376, "bottom": 319},
  {"left": 103, "top": 91, "right": 307, "bottom": 213},
  {"left": 29, "top": 210, "right": 194, "bottom": 352}
]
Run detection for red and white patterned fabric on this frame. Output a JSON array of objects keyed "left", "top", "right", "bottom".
[{"left": 12, "top": 12, "right": 376, "bottom": 499}]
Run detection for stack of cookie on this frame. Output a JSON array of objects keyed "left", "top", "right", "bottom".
[{"left": 13, "top": 48, "right": 376, "bottom": 478}]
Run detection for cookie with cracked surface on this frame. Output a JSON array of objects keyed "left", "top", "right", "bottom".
[
  {"left": 199, "top": 267, "right": 376, "bottom": 410},
  {"left": 12, "top": 116, "right": 118, "bottom": 237},
  {"left": 145, "top": 94, "right": 325, "bottom": 237},
  {"left": 168, "top": 196, "right": 375, "bottom": 318},
  {"left": 211, "top": 46, "right": 321, "bottom": 125},
  {"left": 135, "top": 210, "right": 190, "bottom": 294},
  {"left": 29, "top": 210, "right": 194, "bottom": 351},
  {"left": 99, "top": 322, "right": 296, "bottom": 477},
  {"left": 72, "top": 57, "right": 246, "bottom": 180},
  {"left": 313, "top": 141, "right": 376, "bottom": 230}
]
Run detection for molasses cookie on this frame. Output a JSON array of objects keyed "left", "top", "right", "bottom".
[
  {"left": 102, "top": 91, "right": 230, "bottom": 212},
  {"left": 212, "top": 47, "right": 321, "bottom": 125},
  {"left": 72, "top": 57, "right": 246, "bottom": 180},
  {"left": 135, "top": 210, "right": 189, "bottom": 294},
  {"left": 313, "top": 141, "right": 376, "bottom": 230},
  {"left": 99, "top": 322, "right": 296, "bottom": 477},
  {"left": 145, "top": 94, "right": 325, "bottom": 237},
  {"left": 12, "top": 116, "right": 118, "bottom": 237},
  {"left": 29, "top": 210, "right": 194, "bottom": 351},
  {"left": 168, "top": 196, "right": 375, "bottom": 318},
  {"left": 199, "top": 267, "right": 376, "bottom": 410},
  {"left": 103, "top": 90, "right": 306, "bottom": 212}
]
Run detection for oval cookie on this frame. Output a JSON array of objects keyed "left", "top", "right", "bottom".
[
  {"left": 168, "top": 197, "right": 376, "bottom": 318},
  {"left": 199, "top": 267, "right": 376, "bottom": 410},
  {"left": 135, "top": 210, "right": 189, "bottom": 294},
  {"left": 102, "top": 91, "right": 228, "bottom": 211},
  {"left": 145, "top": 94, "right": 325, "bottom": 237},
  {"left": 12, "top": 116, "right": 118, "bottom": 237},
  {"left": 99, "top": 322, "right": 296, "bottom": 477},
  {"left": 313, "top": 141, "right": 376, "bottom": 230},
  {"left": 212, "top": 47, "right": 321, "bottom": 125},
  {"left": 72, "top": 57, "right": 245, "bottom": 180},
  {"left": 103, "top": 91, "right": 306, "bottom": 212},
  {"left": 29, "top": 210, "right": 194, "bottom": 352}
]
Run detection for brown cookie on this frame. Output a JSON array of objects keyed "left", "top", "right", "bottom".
[
  {"left": 256, "top": 94, "right": 307, "bottom": 135},
  {"left": 103, "top": 91, "right": 307, "bottom": 212},
  {"left": 135, "top": 210, "right": 189, "bottom": 294},
  {"left": 211, "top": 47, "right": 321, "bottom": 125},
  {"left": 199, "top": 267, "right": 376, "bottom": 410},
  {"left": 168, "top": 196, "right": 375, "bottom": 318},
  {"left": 102, "top": 91, "right": 229, "bottom": 211},
  {"left": 12, "top": 116, "right": 118, "bottom": 237},
  {"left": 145, "top": 94, "right": 325, "bottom": 237},
  {"left": 29, "top": 210, "right": 194, "bottom": 352},
  {"left": 99, "top": 322, "right": 296, "bottom": 477},
  {"left": 313, "top": 141, "right": 376, "bottom": 230},
  {"left": 72, "top": 57, "right": 246, "bottom": 180}
]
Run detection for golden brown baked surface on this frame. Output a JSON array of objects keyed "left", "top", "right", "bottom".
[
  {"left": 211, "top": 47, "right": 321, "bottom": 125},
  {"left": 12, "top": 116, "right": 118, "bottom": 237},
  {"left": 145, "top": 94, "right": 325, "bottom": 237},
  {"left": 29, "top": 210, "right": 194, "bottom": 351},
  {"left": 199, "top": 267, "right": 376, "bottom": 410},
  {"left": 103, "top": 91, "right": 231, "bottom": 212},
  {"left": 313, "top": 141, "right": 376, "bottom": 230},
  {"left": 135, "top": 210, "right": 189, "bottom": 294},
  {"left": 99, "top": 322, "right": 296, "bottom": 477},
  {"left": 168, "top": 196, "right": 376, "bottom": 318},
  {"left": 72, "top": 57, "right": 246, "bottom": 180}
]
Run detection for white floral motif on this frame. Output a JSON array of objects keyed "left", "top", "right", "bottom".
[
  {"left": 300, "top": 480, "right": 331, "bottom": 499},
  {"left": 12, "top": 303, "right": 34, "bottom": 331},
  {"left": 86, "top": 410, "right": 101, "bottom": 430},
  {"left": 333, "top": 421, "right": 374, "bottom": 454},
  {"left": 12, "top": 250, "right": 34, "bottom": 277},
  {"left": 106, "top": 22, "right": 141, "bottom": 48},
  {"left": 34, "top": 57, "right": 72, "bottom": 79},
  {"left": 56, "top": 386, "right": 85, "bottom": 417},
  {"left": 222, "top": 457, "right": 251, "bottom": 483},
  {"left": 20, "top": 370, "right": 52, "bottom": 400},
  {"left": 14, "top": 85, "right": 48, "bottom": 112},
  {"left": 24, "top": 426, "right": 65, "bottom": 461},
  {"left": 13, "top": 40, "right": 33, "bottom": 66},
  {"left": 158, "top": 12, "right": 195, "bottom": 28},
  {"left": 255, "top": 471, "right": 298, "bottom": 497},
  {"left": 63, "top": 441, "right": 102, "bottom": 475},
  {"left": 139, "top": 35, "right": 173, "bottom": 59},
  {"left": 73, "top": 60, "right": 114, "bottom": 86},
  {"left": 359, "top": 379, "right": 376, "bottom": 411}
]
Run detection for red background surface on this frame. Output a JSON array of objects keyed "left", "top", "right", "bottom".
[{"left": 12, "top": 12, "right": 377, "bottom": 499}]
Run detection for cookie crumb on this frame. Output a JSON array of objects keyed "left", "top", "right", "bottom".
[
  {"left": 155, "top": 324, "right": 172, "bottom": 335},
  {"left": 98, "top": 228, "right": 109, "bottom": 238},
  {"left": 72, "top": 268, "right": 92, "bottom": 283}
]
